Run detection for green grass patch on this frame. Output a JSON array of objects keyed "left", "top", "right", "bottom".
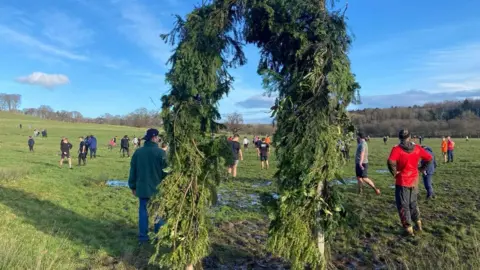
[{"left": 1, "top": 112, "right": 480, "bottom": 268}]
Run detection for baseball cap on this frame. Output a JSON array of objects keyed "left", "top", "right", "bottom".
[
  {"left": 357, "top": 131, "right": 366, "bottom": 139},
  {"left": 142, "top": 128, "right": 159, "bottom": 141}
]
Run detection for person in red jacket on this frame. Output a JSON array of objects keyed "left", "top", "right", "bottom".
[{"left": 387, "top": 129, "right": 432, "bottom": 236}]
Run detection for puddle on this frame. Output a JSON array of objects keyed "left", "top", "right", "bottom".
[
  {"left": 252, "top": 181, "right": 272, "bottom": 188},
  {"left": 376, "top": 169, "right": 389, "bottom": 174},
  {"left": 217, "top": 189, "right": 262, "bottom": 208},
  {"left": 106, "top": 180, "right": 129, "bottom": 187},
  {"left": 331, "top": 178, "right": 358, "bottom": 186}
]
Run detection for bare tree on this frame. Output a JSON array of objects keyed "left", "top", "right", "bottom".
[
  {"left": 225, "top": 112, "right": 244, "bottom": 133},
  {"left": 0, "top": 93, "right": 21, "bottom": 111}
]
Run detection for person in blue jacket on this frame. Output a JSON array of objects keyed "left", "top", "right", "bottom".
[
  {"left": 421, "top": 146, "right": 437, "bottom": 199},
  {"left": 88, "top": 135, "right": 97, "bottom": 159}
]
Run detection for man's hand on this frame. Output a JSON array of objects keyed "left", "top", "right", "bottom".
[
  {"left": 359, "top": 164, "right": 364, "bottom": 170},
  {"left": 131, "top": 189, "right": 136, "bottom": 196}
]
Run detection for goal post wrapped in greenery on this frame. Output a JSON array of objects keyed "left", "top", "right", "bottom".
[{"left": 151, "top": 0, "right": 359, "bottom": 269}]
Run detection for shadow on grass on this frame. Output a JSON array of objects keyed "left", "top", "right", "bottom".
[
  {"left": 0, "top": 187, "right": 141, "bottom": 266},
  {"left": 28, "top": 161, "right": 60, "bottom": 168}
]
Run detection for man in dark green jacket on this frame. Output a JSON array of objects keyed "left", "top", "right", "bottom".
[{"left": 128, "top": 128, "right": 167, "bottom": 243}]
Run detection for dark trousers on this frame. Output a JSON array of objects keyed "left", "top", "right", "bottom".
[
  {"left": 90, "top": 148, "right": 97, "bottom": 159},
  {"left": 78, "top": 153, "right": 87, "bottom": 165},
  {"left": 395, "top": 185, "right": 420, "bottom": 228},
  {"left": 121, "top": 147, "right": 130, "bottom": 157},
  {"left": 423, "top": 174, "right": 434, "bottom": 198},
  {"left": 29, "top": 145, "right": 34, "bottom": 152},
  {"left": 447, "top": 150, "right": 454, "bottom": 162}
]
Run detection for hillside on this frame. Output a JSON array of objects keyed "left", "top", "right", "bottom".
[{"left": 351, "top": 99, "right": 480, "bottom": 137}]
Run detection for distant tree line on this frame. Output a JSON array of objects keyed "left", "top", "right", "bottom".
[
  {"left": 225, "top": 112, "right": 275, "bottom": 136},
  {"left": 351, "top": 99, "right": 480, "bottom": 138},
  {"left": 22, "top": 106, "right": 163, "bottom": 128},
  {"left": 0, "top": 93, "right": 21, "bottom": 111}
]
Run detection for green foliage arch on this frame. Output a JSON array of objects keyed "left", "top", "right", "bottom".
[{"left": 151, "top": 0, "right": 359, "bottom": 269}]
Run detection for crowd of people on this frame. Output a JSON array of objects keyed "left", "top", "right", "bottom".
[
  {"left": 353, "top": 130, "right": 457, "bottom": 236},
  {"left": 21, "top": 121, "right": 463, "bottom": 242}
]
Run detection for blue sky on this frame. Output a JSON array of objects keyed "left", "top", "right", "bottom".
[{"left": 0, "top": 0, "right": 479, "bottom": 123}]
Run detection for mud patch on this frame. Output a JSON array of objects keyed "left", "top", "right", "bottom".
[{"left": 207, "top": 220, "right": 289, "bottom": 269}]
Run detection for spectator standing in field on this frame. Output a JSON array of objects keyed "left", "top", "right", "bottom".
[
  {"left": 441, "top": 137, "right": 448, "bottom": 163},
  {"left": 108, "top": 138, "right": 115, "bottom": 150},
  {"left": 121, "top": 135, "right": 130, "bottom": 157},
  {"left": 28, "top": 136, "right": 34, "bottom": 152},
  {"left": 383, "top": 136, "right": 388, "bottom": 145},
  {"left": 265, "top": 135, "right": 271, "bottom": 144},
  {"left": 19, "top": 123, "right": 22, "bottom": 129},
  {"left": 447, "top": 136, "right": 455, "bottom": 163},
  {"left": 419, "top": 136, "right": 423, "bottom": 145},
  {"left": 355, "top": 132, "right": 381, "bottom": 195},
  {"left": 258, "top": 137, "right": 270, "bottom": 169},
  {"left": 387, "top": 129, "right": 432, "bottom": 236},
  {"left": 243, "top": 137, "right": 249, "bottom": 151},
  {"left": 466, "top": 136, "right": 469, "bottom": 142},
  {"left": 228, "top": 134, "right": 243, "bottom": 179},
  {"left": 133, "top": 136, "right": 139, "bottom": 149},
  {"left": 255, "top": 136, "right": 262, "bottom": 159},
  {"left": 59, "top": 138, "right": 73, "bottom": 169},
  {"left": 128, "top": 128, "right": 167, "bottom": 244},
  {"left": 88, "top": 135, "right": 97, "bottom": 159},
  {"left": 421, "top": 146, "right": 437, "bottom": 199},
  {"left": 78, "top": 137, "right": 87, "bottom": 166}
]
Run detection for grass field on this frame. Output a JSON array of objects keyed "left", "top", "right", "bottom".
[{"left": 1, "top": 111, "right": 480, "bottom": 269}]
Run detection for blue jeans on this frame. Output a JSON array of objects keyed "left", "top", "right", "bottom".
[
  {"left": 139, "top": 198, "right": 165, "bottom": 242},
  {"left": 447, "top": 150, "right": 454, "bottom": 162},
  {"left": 422, "top": 174, "right": 434, "bottom": 198}
]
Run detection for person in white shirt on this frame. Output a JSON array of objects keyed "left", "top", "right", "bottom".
[
  {"left": 133, "top": 136, "right": 139, "bottom": 148},
  {"left": 243, "top": 137, "right": 249, "bottom": 151}
]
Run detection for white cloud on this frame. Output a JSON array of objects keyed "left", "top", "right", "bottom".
[
  {"left": 112, "top": 0, "right": 171, "bottom": 63},
  {"left": 16, "top": 72, "right": 70, "bottom": 88},
  {"left": 39, "top": 10, "right": 94, "bottom": 48},
  {"left": 0, "top": 24, "right": 88, "bottom": 61}
]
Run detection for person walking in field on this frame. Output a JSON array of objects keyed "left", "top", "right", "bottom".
[
  {"left": 387, "top": 129, "right": 432, "bottom": 236},
  {"left": 133, "top": 136, "right": 139, "bottom": 149},
  {"left": 28, "top": 136, "right": 34, "bottom": 152},
  {"left": 355, "top": 132, "right": 381, "bottom": 195},
  {"left": 128, "top": 128, "right": 167, "bottom": 244},
  {"left": 78, "top": 137, "right": 87, "bottom": 166},
  {"left": 441, "top": 137, "right": 448, "bottom": 163},
  {"left": 88, "top": 135, "right": 97, "bottom": 159},
  {"left": 258, "top": 137, "right": 270, "bottom": 169},
  {"left": 228, "top": 134, "right": 243, "bottom": 179},
  {"left": 265, "top": 135, "right": 271, "bottom": 144},
  {"left": 447, "top": 136, "right": 455, "bottom": 163},
  {"left": 59, "top": 138, "right": 73, "bottom": 169},
  {"left": 108, "top": 138, "right": 115, "bottom": 150},
  {"left": 421, "top": 145, "right": 437, "bottom": 199},
  {"left": 243, "top": 137, "right": 249, "bottom": 151},
  {"left": 121, "top": 135, "right": 130, "bottom": 157}
]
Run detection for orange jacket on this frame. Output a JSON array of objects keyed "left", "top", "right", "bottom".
[{"left": 441, "top": 141, "right": 447, "bottom": 152}]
